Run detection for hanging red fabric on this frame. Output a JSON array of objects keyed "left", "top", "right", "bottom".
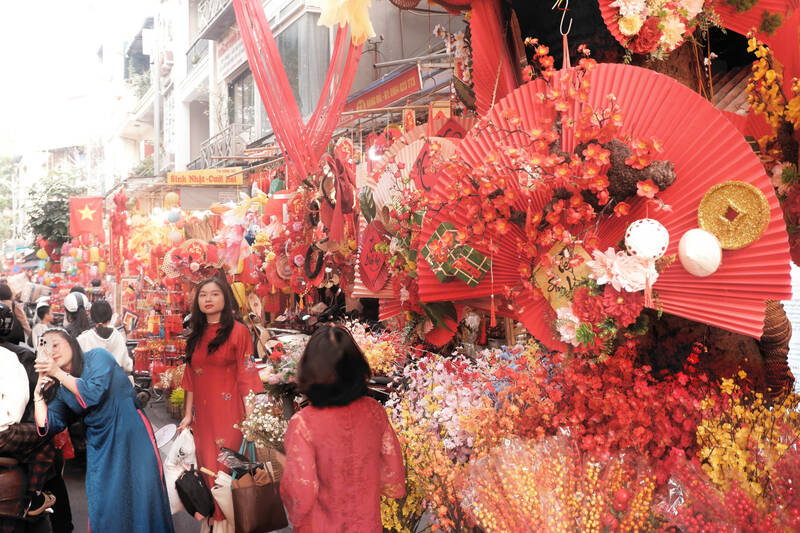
[
  {"left": 232, "top": 0, "right": 363, "bottom": 186},
  {"left": 470, "top": 0, "right": 520, "bottom": 114}
]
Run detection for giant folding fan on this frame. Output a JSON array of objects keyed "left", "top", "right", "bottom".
[{"left": 417, "top": 62, "right": 791, "bottom": 340}]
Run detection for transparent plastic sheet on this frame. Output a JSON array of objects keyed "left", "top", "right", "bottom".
[
  {"left": 654, "top": 456, "right": 747, "bottom": 532},
  {"left": 217, "top": 447, "right": 261, "bottom": 478},
  {"left": 457, "top": 435, "right": 658, "bottom": 533}
]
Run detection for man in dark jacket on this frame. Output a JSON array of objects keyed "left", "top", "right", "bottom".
[{"left": 0, "top": 303, "right": 57, "bottom": 533}]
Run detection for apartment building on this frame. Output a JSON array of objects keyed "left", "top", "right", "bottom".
[{"left": 101, "top": 0, "right": 463, "bottom": 207}]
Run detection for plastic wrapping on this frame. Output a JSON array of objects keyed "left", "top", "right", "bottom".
[
  {"left": 216, "top": 447, "right": 261, "bottom": 478},
  {"left": 458, "top": 436, "right": 658, "bottom": 533}
]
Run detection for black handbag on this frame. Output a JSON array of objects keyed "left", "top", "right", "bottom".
[{"left": 175, "top": 465, "right": 215, "bottom": 518}]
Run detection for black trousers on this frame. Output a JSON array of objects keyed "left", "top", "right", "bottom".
[{"left": 42, "top": 456, "right": 71, "bottom": 533}]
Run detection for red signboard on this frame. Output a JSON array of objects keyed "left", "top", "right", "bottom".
[{"left": 343, "top": 65, "right": 422, "bottom": 122}]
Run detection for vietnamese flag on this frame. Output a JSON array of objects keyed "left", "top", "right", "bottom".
[{"left": 69, "top": 197, "right": 105, "bottom": 242}]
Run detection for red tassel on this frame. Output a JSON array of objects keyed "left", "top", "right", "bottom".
[
  {"left": 562, "top": 34, "right": 571, "bottom": 69},
  {"left": 644, "top": 272, "right": 654, "bottom": 308},
  {"left": 490, "top": 294, "right": 497, "bottom": 327}
]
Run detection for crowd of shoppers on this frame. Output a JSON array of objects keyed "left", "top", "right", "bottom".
[{"left": 0, "top": 276, "right": 406, "bottom": 533}]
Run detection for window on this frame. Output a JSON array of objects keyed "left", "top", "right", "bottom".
[
  {"left": 229, "top": 70, "right": 255, "bottom": 126},
  {"left": 259, "top": 13, "right": 331, "bottom": 135}
]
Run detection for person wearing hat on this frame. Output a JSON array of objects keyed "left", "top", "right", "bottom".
[
  {"left": 63, "top": 292, "right": 92, "bottom": 339},
  {"left": 30, "top": 302, "right": 53, "bottom": 350}
]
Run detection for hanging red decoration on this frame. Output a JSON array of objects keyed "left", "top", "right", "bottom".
[
  {"left": 232, "top": 0, "right": 362, "bottom": 187},
  {"left": 469, "top": 0, "right": 520, "bottom": 114}
]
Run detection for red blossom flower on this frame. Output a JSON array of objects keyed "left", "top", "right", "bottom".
[
  {"left": 614, "top": 202, "right": 631, "bottom": 217},
  {"left": 783, "top": 186, "right": 800, "bottom": 224},
  {"left": 572, "top": 287, "right": 606, "bottom": 323},
  {"left": 636, "top": 179, "right": 658, "bottom": 199},
  {"left": 601, "top": 285, "right": 644, "bottom": 327},
  {"left": 629, "top": 17, "right": 662, "bottom": 54}
]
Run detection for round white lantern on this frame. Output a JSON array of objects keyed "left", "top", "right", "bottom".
[
  {"left": 624, "top": 218, "right": 669, "bottom": 260},
  {"left": 678, "top": 228, "right": 722, "bottom": 277}
]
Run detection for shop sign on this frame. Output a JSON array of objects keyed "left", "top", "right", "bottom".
[
  {"left": 167, "top": 167, "right": 244, "bottom": 186},
  {"left": 343, "top": 65, "right": 422, "bottom": 121},
  {"left": 218, "top": 27, "right": 247, "bottom": 79}
]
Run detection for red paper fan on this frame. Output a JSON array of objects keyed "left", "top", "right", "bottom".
[
  {"left": 379, "top": 298, "right": 403, "bottom": 321},
  {"left": 416, "top": 210, "right": 525, "bottom": 302},
  {"left": 714, "top": 0, "right": 796, "bottom": 40},
  {"left": 373, "top": 138, "right": 458, "bottom": 212},
  {"left": 422, "top": 63, "right": 789, "bottom": 339},
  {"left": 721, "top": 109, "right": 773, "bottom": 140},
  {"left": 764, "top": 7, "right": 800, "bottom": 96},
  {"left": 570, "top": 63, "right": 790, "bottom": 337},
  {"left": 365, "top": 117, "right": 478, "bottom": 190}
]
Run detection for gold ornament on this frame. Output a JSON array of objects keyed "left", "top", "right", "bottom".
[{"left": 697, "top": 181, "right": 770, "bottom": 250}]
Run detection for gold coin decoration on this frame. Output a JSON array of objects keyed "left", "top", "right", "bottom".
[{"left": 697, "top": 181, "right": 770, "bottom": 250}]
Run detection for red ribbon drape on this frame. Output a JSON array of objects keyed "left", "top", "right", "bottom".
[
  {"left": 470, "top": 0, "right": 520, "bottom": 115},
  {"left": 232, "top": 0, "right": 363, "bottom": 186}
]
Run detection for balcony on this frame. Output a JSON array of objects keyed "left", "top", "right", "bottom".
[
  {"left": 187, "top": 38, "right": 210, "bottom": 75},
  {"left": 191, "top": 123, "right": 256, "bottom": 169},
  {"left": 197, "top": 0, "right": 235, "bottom": 41}
]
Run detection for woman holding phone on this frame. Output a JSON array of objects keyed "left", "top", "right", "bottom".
[{"left": 33, "top": 329, "right": 174, "bottom": 533}]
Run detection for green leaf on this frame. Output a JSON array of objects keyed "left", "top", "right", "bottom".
[
  {"left": 359, "top": 187, "right": 376, "bottom": 223},
  {"left": 575, "top": 323, "right": 595, "bottom": 345},
  {"left": 421, "top": 302, "right": 458, "bottom": 332}
]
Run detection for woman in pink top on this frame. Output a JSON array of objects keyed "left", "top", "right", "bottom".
[{"left": 280, "top": 325, "right": 406, "bottom": 532}]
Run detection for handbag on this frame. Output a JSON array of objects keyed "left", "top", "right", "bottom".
[
  {"left": 232, "top": 440, "right": 288, "bottom": 533},
  {"left": 175, "top": 465, "right": 215, "bottom": 519}
]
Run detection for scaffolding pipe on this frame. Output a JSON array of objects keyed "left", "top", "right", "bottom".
[{"left": 374, "top": 52, "right": 452, "bottom": 69}]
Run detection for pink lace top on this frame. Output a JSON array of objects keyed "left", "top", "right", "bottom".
[{"left": 280, "top": 396, "right": 406, "bottom": 532}]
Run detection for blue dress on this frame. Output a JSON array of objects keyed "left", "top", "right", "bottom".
[{"left": 43, "top": 349, "right": 174, "bottom": 533}]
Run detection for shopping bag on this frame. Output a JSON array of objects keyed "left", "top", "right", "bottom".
[
  {"left": 231, "top": 441, "right": 288, "bottom": 533},
  {"left": 164, "top": 428, "right": 197, "bottom": 514},
  {"left": 211, "top": 470, "right": 235, "bottom": 524}
]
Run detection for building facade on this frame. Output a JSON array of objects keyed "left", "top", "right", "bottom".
[{"left": 100, "top": 0, "right": 463, "bottom": 204}]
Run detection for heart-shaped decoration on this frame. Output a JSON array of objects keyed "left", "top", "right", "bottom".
[{"left": 359, "top": 221, "right": 390, "bottom": 292}]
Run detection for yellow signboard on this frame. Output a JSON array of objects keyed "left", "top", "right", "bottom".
[
  {"left": 533, "top": 243, "right": 592, "bottom": 311},
  {"left": 167, "top": 167, "right": 244, "bottom": 186}
]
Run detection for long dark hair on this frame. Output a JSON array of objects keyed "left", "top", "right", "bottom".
[
  {"left": 65, "top": 301, "right": 92, "bottom": 338},
  {"left": 42, "top": 329, "right": 85, "bottom": 403},
  {"left": 185, "top": 277, "right": 236, "bottom": 364},
  {"left": 296, "top": 325, "right": 371, "bottom": 407}
]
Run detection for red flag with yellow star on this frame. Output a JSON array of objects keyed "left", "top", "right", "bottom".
[{"left": 69, "top": 197, "right": 104, "bottom": 242}]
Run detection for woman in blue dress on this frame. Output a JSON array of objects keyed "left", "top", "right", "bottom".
[{"left": 33, "top": 329, "right": 174, "bottom": 533}]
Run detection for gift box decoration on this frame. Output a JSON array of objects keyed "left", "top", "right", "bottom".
[{"left": 421, "top": 222, "right": 491, "bottom": 287}]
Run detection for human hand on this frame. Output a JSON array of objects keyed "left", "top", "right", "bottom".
[
  {"left": 34, "top": 373, "right": 51, "bottom": 400},
  {"left": 33, "top": 352, "right": 60, "bottom": 379},
  {"left": 178, "top": 413, "right": 193, "bottom": 433}
]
